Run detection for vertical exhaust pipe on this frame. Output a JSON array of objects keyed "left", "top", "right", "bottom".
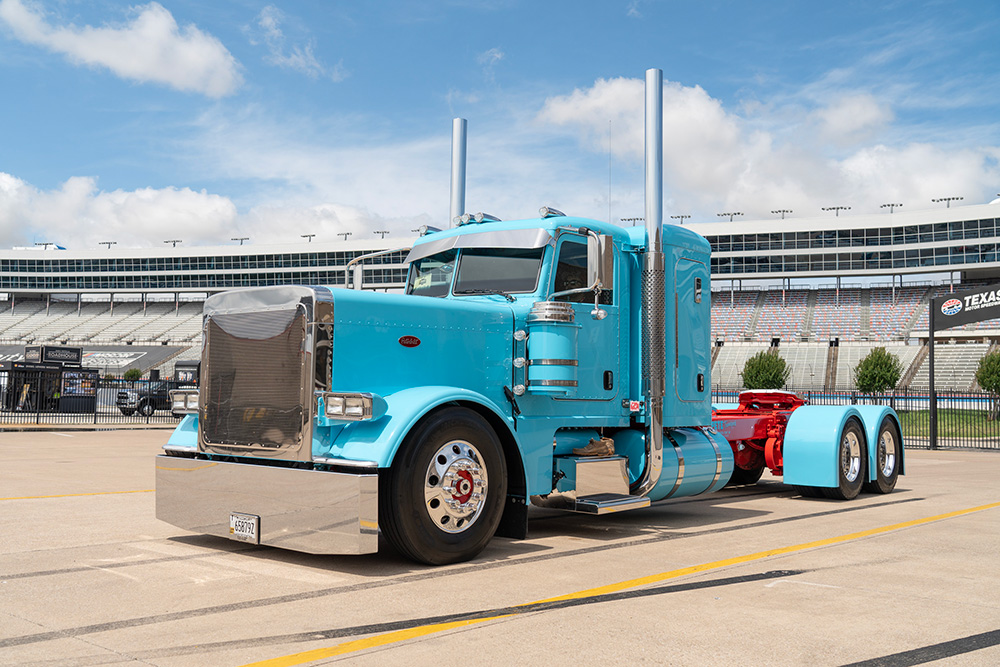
[
  {"left": 634, "top": 68, "right": 665, "bottom": 497},
  {"left": 450, "top": 118, "right": 467, "bottom": 227}
]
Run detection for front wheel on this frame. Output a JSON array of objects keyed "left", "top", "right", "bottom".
[
  {"left": 379, "top": 407, "right": 507, "bottom": 565},
  {"left": 823, "top": 418, "right": 866, "bottom": 500},
  {"left": 863, "top": 417, "right": 900, "bottom": 494},
  {"left": 138, "top": 401, "right": 155, "bottom": 417}
]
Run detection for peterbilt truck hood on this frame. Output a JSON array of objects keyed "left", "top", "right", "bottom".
[{"left": 326, "top": 287, "right": 514, "bottom": 397}]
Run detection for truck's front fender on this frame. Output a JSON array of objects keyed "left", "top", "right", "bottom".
[{"left": 325, "top": 386, "right": 519, "bottom": 468}]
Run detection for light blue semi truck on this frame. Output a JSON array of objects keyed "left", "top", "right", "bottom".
[{"left": 155, "top": 71, "right": 903, "bottom": 565}]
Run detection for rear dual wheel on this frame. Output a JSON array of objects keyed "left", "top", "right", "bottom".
[
  {"left": 823, "top": 418, "right": 866, "bottom": 500},
  {"left": 379, "top": 407, "right": 506, "bottom": 565},
  {"left": 862, "top": 417, "right": 900, "bottom": 495}
]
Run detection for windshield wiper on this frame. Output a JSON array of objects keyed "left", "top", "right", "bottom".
[{"left": 454, "top": 288, "right": 516, "bottom": 302}]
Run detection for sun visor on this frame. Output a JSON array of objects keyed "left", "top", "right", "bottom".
[{"left": 405, "top": 228, "right": 553, "bottom": 264}]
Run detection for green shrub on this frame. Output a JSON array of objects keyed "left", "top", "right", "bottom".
[
  {"left": 975, "top": 351, "right": 1000, "bottom": 420},
  {"left": 975, "top": 351, "right": 1000, "bottom": 394},
  {"left": 123, "top": 368, "right": 143, "bottom": 381},
  {"left": 740, "top": 350, "right": 790, "bottom": 389},
  {"left": 853, "top": 347, "right": 903, "bottom": 393}
]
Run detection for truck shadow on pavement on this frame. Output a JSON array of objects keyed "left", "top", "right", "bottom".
[{"left": 165, "top": 483, "right": 918, "bottom": 576}]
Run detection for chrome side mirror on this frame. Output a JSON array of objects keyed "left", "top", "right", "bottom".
[{"left": 587, "top": 234, "right": 614, "bottom": 292}]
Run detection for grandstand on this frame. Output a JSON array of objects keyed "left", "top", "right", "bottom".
[{"left": 3, "top": 200, "right": 1000, "bottom": 385}]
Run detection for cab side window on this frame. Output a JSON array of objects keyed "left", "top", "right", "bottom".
[{"left": 552, "top": 239, "right": 612, "bottom": 304}]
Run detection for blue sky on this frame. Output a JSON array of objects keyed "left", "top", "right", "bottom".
[{"left": 1, "top": 0, "right": 998, "bottom": 249}]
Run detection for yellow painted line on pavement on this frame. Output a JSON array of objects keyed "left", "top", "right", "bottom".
[
  {"left": 242, "top": 500, "right": 1000, "bottom": 667},
  {"left": 242, "top": 617, "right": 514, "bottom": 667},
  {"left": 0, "top": 489, "right": 153, "bottom": 501},
  {"left": 531, "top": 499, "right": 1000, "bottom": 604}
]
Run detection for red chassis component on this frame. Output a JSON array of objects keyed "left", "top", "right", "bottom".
[{"left": 711, "top": 391, "right": 807, "bottom": 477}]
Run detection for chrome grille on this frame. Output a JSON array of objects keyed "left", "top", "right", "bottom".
[{"left": 202, "top": 307, "right": 307, "bottom": 455}]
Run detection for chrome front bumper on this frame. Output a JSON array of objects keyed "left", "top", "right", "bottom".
[{"left": 155, "top": 455, "right": 378, "bottom": 555}]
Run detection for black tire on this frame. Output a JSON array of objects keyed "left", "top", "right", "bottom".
[
  {"left": 796, "top": 485, "right": 826, "bottom": 498},
  {"left": 119, "top": 408, "right": 135, "bottom": 416},
  {"left": 863, "top": 417, "right": 900, "bottom": 494},
  {"left": 823, "top": 418, "right": 866, "bottom": 500},
  {"left": 379, "top": 407, "right": 507, "bottom": 565},
  {"left": 138, "top": 401, "right": 155, "bottom": 417},
  {"left": 728, "top": 463, "right": 765, "bottom": 486}
]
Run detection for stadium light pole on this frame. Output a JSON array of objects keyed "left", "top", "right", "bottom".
[
  {"left": 620, "top": 217, "right": 644, "bottom": 224},
  {"left": 931, "top": 196, "right": 963, "bottom": 208},
  {"left": 231, "top": 237, "right": 249, "bottom": 245},
  {"left": 880, "top": 203, "right": 902, "bottom": 214},
  {"left": 301, "top": 234, "right": 315, "bottom": 243},
  {"left": 771, "top": 209, "right": 792, "bottom": 219},
  {"left": 717, "top": 212, "right": 743, "bottom": 222},
  {"left": 373, "top": 230, "right": 390, "bottom": 239},
  {"left": 99, "top": 241, "right": 116, "bottom": 250},
  {"left": 34, "top": 242, "right": 55, "bottom": 249},
  {"left": 670, "top": 214, "right": 691, "bottom": 224},
  {"left": 822, "top": 206, "right": 851, "bottom": 217},
  {"left": 164, "top": 239, "right": 182, "bottom": 247},
  {"left": 337, "top": 232, "right": 352, "bottom": 241}
]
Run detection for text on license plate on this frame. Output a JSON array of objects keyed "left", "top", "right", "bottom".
[{"left": 229, "top": 512, "right": 259, "bottom": 544}]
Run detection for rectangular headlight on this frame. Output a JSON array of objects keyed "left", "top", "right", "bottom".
[
  {"left": 169, "top": 389, "right": 199, "bottom": 414},
  {"left": 318, "top": 392, "right": 385, "bottom": 422}
]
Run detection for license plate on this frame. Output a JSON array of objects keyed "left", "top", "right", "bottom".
[{"left": 229, "top": 512, "right": 259, "bottom": 544}]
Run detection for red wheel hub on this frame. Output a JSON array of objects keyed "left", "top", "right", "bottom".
[{"left": 452, "top": 470, "right": 474, "bottom": 504}]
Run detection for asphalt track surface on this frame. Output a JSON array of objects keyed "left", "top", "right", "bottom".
[{"left": 1, "top": 430, "right": 999, "bottom": 666}]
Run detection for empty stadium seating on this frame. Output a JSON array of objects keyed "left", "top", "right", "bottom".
[
  {"left": 907, "top": 342, "right": 989, "bottom": 391},
  {"left": 753, "top": 290, "right": 808, "bottom": 342},
  {"left": 812, "top": 289, "right": 861, "bottom": 341},
  {"left": 710, "top": 291, "right": 757, "bottom": 340},
  {"left": 869, "top": 287, "right": 926, "bottom": 340}
]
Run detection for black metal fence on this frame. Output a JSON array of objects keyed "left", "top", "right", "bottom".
[
  {"left": 0, "top": 370, "right": 183, "bottom": 426},
  {"left": 5, "top": 367, "right": 998, "bottom": 449},
  {"left": 714, "top": 387, "right": 1000, "bottom": 450}
]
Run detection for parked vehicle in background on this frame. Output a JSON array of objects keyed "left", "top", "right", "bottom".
[{"left": 117, "top": 381, "right": 180, "bottom": 417}]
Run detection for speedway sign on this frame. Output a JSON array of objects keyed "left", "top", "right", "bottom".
[{"left": 932, "top": 282, "right": 1000, "bottom": 331}]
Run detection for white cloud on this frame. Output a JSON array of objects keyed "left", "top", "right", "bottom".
[
  {"left": 626, "top": 1, "right": 646, "bottom": 18},
  {"left": 812, "top": 93, "right": 894, "bottom": 146},
  {"left": 0, "top": 0, "right": 242, "bottom": 97},
  {"left": 477, "top": 47, "right": 503, "bottom": 84},
  {"left": 0, "top": 174, "right": 239, "bottom": 248},
  {"left": 245, "top": 5, "right": 346, "bottom": 82},
  {"left": 477, "top": 47, "right": 503, "bottom": 66},
  {"left": 537, "top": 75, "right": 1000, "bottom": 220}
]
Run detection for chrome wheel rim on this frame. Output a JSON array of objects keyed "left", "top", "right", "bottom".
[
  {"left": 878, "top": 429, "right": 897, "bottom": 478},
  {"left": 424, "top": 440, "right": 488, "bottom": 534},
  {"left": 841, "top": 430, "right": 862, "bottom": 483}
]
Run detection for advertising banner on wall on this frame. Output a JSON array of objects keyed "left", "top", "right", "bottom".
[{"left": 932, "top": 282, "right": 1000, "bottom": 331}]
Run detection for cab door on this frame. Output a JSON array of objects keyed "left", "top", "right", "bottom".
[{"left": 549, "top": 234, "right": 619, "bottom": 401}]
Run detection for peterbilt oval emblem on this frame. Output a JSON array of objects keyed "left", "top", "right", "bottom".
[{"left": 399, "top": 335, "right": 421, "bottom": 348}]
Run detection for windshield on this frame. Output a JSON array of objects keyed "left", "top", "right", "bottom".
[
  {"left": 406, "top": 249, "right": 457, "bottom": 297},
  {"left": 454, "top": 248, "right": 544, "bottom": 294}
]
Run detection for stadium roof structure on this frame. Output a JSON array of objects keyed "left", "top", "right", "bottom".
[
  {"left": 687, "top": 201, "right": 1000, "bottom": 283},
  {"left": 3, "top": 200, "right": 1000, "bottom": 299},
  {"left": 0, "top": 238, "right": 413, "bottom": 299}
]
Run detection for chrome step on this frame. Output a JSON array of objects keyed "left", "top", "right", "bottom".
[{"left": 572, "top": 493, "right": 651, "bottom": 514}]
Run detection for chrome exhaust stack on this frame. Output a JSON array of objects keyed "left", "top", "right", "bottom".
[
  {"left": 449, "top": 118, "right": 467, "bottom": 227},
  {"left": 634, "top": 68, "right": 665, "bottom": 497}
]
